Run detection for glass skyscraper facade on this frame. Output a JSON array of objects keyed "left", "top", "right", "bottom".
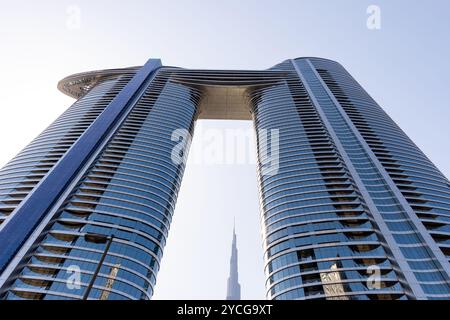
[{"left": 0, "top": 57, "right": 449, "bottom": 300}]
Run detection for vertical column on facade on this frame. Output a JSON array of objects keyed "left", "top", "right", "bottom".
[
  {"left": 308, "top": 57, "right": 450, "bottom": 299},
  {"left": 293, "top": 58, "right": 450, "bottom": 299}
]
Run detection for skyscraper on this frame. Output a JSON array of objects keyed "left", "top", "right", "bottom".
[
  {"left": 226, "top": 223, "right": 241, "bottom": 300},
  {"left": 0, "top": 57, "right": 449, "bottom": 300}
]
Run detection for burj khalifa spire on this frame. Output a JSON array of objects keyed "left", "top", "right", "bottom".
[{"left": 226, "top": 222, "right": 241, "bottom": 300}]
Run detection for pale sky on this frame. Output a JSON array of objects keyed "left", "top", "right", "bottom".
[{"left": 0, "top": 0, "right": 449, "bottom": 299}]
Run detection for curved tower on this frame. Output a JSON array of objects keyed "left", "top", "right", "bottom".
[
  {"left": 0, "top": 57, "right": 449, "bottom": 300},
  {"left": 0, "top": 60, "right": 201, "bottom": 299},
  {"left": 252, "top": 58, "right": 450, "bottom": 300}
]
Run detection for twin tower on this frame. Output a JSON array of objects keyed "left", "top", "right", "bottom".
[{"left": 0, "top": 57, "right": 449, "bottom": 300}]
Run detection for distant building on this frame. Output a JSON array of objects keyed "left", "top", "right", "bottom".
[{"left": 226, "top": 224, "right": 241, "bottom": 300}]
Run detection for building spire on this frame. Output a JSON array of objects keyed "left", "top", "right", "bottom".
[{"left": 226, "top": 220, "right": 241, "bottom": 300}]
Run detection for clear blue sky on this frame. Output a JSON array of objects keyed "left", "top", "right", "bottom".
[{"left": 0, "top": 0, "right": 449, "bottom": 299}]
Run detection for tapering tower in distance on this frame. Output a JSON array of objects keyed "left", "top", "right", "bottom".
[{"left": 226, "top": 223, "right": 241, "bottom": 300}]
